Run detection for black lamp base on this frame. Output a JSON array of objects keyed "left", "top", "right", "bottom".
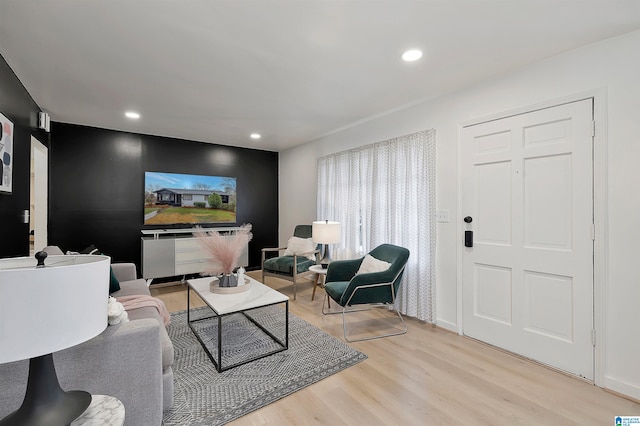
[
  {"left": 319, "top": 244, "right": 333, "bottom": 269},
  {"left": 0, "top": 354, "right": 91, "bottom": 426}
]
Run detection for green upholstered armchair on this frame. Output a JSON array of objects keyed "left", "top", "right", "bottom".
[
  {"left": 261, "top": 225, "right": 319, "bottom": 300},
  {"left": 323, "top": 243, "right": 410, "bottom": 342}
]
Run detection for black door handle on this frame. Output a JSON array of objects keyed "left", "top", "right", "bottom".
[{"left": 465, "top": 230, "right": 473, "bottom": 247}]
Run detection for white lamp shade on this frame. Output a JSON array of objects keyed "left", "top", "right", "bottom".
[
  {"left": 0, "top": 255, "right": 110, "bottom": 364},
  {"left": 312, "top": 221, "right": 341, "bottom": 244}
]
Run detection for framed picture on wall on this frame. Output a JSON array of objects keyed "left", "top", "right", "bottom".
[{"left": 0, "top": 111, "right": 13, "bottom": 194}]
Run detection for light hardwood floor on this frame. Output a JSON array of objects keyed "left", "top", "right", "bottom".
[{"left": 151, "top": 271, "right": 639, "bottom": 425}]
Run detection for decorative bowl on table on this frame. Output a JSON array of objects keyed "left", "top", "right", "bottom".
[{"left": 209, "top": 276, "right": 251, "bottom": 294}]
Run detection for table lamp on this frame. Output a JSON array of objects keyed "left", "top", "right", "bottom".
[
  {"left": 0, "top": 251, "right": 110, "bottom": 425},
  {"left": 312, "top": 220, "right": 341, "bottom": 268}
]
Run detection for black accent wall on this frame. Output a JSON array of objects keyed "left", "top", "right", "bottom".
[
  {"left": 49, "top": 123, "right": 279, "bottom": 274},
  {"left": 0, "top": 55, "right": 49, "bottom": 258}
]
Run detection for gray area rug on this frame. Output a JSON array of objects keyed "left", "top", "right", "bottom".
[{"left": 163, "top": 305, "right": 367, "bottom": 425}]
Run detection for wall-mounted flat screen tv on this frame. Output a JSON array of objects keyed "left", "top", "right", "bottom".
[{"left": 144, "top": 171, "right": 236, "bottom": 225}]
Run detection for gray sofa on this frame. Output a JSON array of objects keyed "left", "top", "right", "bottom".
[{"left": 0, "top": 250, "right": 174, "bottom": 426}]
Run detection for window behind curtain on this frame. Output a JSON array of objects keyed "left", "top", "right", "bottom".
[{"left": 317, "top": 129, "right": 436, "bottom": 322}]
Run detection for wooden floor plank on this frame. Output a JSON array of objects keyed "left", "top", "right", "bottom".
[{"left": 151, "top": 271, "right": 640, "bottom": 425}]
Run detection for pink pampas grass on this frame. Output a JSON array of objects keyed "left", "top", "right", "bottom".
[{"left": 194, "top": 224, "right": 253, "bottom": 275}]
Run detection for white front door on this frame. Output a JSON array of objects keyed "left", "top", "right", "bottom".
[{"left": 461, "top": 99, "right": 594, "bottom": 380}]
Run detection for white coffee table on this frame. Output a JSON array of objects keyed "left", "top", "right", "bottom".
[{"left": 186, "top": 276, "right": 289, "bottom": 372}]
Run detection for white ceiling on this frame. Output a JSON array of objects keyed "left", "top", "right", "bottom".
[{"left": 2, "top": 1, "right": 640, "bottom": 152}]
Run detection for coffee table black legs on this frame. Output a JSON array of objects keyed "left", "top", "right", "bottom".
[{"left": 187, "top": 286, "right": 289, "bottom": 372}]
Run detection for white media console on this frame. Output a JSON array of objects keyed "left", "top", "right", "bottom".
[{"left": 141, "top": 227, "right": 249, "bottom": 281}]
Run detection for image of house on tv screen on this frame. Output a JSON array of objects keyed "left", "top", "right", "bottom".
[{"left": 144, "top": 171, "right": 236, "bottom": 225}]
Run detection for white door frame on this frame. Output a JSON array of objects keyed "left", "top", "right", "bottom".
[
  {"left": 30, "top": 136, "right": 48, "bottom": 253},
  {"left": 456, "top": 88, "right": 607, "bottom": 387}
]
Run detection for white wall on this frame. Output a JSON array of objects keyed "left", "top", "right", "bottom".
[{"left": 279, "top": 30, "right": 640, "bottom": 399}]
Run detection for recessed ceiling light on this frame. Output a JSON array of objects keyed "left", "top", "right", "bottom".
[
  {"left": 250, "top": 133, "right": 261, "bottom": 140},
  {"left": 125, "top": 111, "right": 140, "bottom": 119},
  {"left": 402, "top": 49, "right": 423, "bottom": 62}
]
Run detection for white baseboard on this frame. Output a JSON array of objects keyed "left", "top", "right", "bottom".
[
  {"left": 435, "top": 318, "right": 458, "bottom": 333},
  {"left": 605, "top": 375, "right": 640, "bottom": 401}
]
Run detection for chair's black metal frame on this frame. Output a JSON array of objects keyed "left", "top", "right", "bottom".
[{"left": 322, "top": 267, "right": 408, "bottom": 342}]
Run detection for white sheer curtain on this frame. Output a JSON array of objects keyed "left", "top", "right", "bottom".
[{"left": 317, "top": 130, "right": 436, "bottom": 323}]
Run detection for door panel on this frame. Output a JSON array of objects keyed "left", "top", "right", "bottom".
[
  {"left": 474, "top": 263, "right": 512, "bottom": 325},
  {"left": 462, "top": 99, "right": 594, "bottom": 380},
  {"left": 524, "top": 154, "right": 572, "bottom": 250},
  {"left": 475, "top": 161, "right": 512, "bottom": 245},
  {"left": 523, "top": 270, "right": 573, "bottom": 342}
]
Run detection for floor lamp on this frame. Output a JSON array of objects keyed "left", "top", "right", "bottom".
[
  {"left": 0, "top": 251, "right": 110, "bottom": 425},
  {"left": 312, "top": 220, "right": 341, "bottom": 268}
]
